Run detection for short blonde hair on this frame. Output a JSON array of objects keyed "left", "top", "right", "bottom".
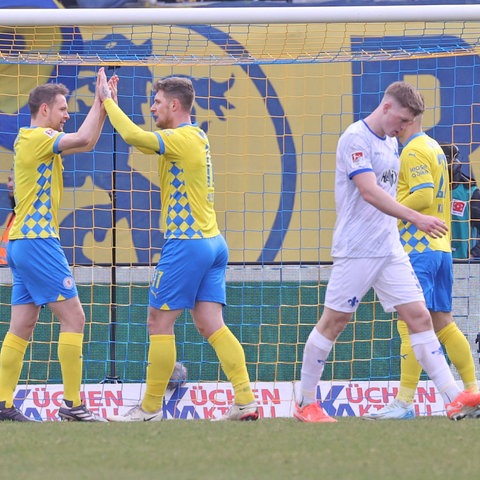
[
  {"left": 384, "top": 81, "right": 425, "bottom": 117},
  {"left": 153, "top": 76, "right": 195, "bottom": 112}
]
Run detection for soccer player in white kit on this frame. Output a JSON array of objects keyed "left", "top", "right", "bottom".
[{"left": 294, "top": 81, "right": 480, "bottom": 422}]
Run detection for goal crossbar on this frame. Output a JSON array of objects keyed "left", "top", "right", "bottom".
[{"left": 2, "top": 5, "right": 480, "bottom": 26}]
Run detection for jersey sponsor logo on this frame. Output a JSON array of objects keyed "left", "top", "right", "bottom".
[
  {"left": 409, "top": 164, "right": 429, "bottom": 177},
  {"left": 381, "top": 169, "right": 398, "bottom": 187}
]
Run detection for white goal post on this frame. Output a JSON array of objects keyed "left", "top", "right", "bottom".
[{"left": 2, "top": 5, "right": 480, "bottom": 26}]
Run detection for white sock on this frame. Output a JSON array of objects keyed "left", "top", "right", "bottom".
[
  {"left": 299, "top": 328, "right": 333, "bottom": 406},
  {"left": 410, "top": 330, "right": 460, "bottom": 404}
]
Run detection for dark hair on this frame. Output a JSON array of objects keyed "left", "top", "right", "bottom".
[
  {"left": 440, "top": 144, "right": 459, "bottom": 163},
  {"left": 441, "top": 143, "right": 476, "bottom": 186},
  {"left": 153, "top": 77, "right": 195, "bottom": 112},
  {"left": 384, "top": 81, "right": 425, "bottom": 117},
  {"left": 28, "top": 83, "right": 69, "bottom": 116}
]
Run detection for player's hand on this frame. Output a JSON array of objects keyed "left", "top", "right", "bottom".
[
  {"left": 96, "top": 67, "right": 112, "bottom": 102},
  {"left": 414, "top": 213, "right": 448, "bottom": 238},
  {"left": 108, "top": 74, "right": 119, "bottom": 104}
]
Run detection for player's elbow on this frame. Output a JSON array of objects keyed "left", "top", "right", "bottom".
[
  {"left": 415, "top": 189, "right": 434, "bottom": 211},
  {"left": 59, "top": 132, "right": 94, "bottom": 153},
  {"left": 358, "top": 188, "right": 376, "bottom": 205},
  {"left": 76, "top": 137, "right": 98, "bottom": 153}
]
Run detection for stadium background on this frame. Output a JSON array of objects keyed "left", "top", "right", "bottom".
[{"left": 0, "top": 0, "right": 478, "bottom": 388}]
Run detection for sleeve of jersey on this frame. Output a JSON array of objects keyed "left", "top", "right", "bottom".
[
  {"left": 342, "top": 133, "right": 373, "bottom": 178},
  {"left": 398, "top": 148, "right": 434, "bottom": 211},
  {"left": 104, "top": 98, "right": 160, "bottom": 154},
  {"left": 400, "top": 186, "right": 433, "bottom": 211}
]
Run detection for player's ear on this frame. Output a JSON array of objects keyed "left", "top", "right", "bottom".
[
  {"left": 40, "top": 103, "right": 49, "bottom": 116},
  {"left": 170, "top": 98, "right": 180, "bottom": 111},
  {"left": 382, "top": 100, "right": 392, "bottom": 114}
]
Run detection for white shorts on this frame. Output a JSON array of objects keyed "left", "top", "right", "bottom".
[{"left": 324, "top": 251, "right": 425, "bottom": 313}]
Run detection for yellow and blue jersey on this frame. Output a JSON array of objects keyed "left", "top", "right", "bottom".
[
  {"left": 103, "top": 98, "right": 219, "bottom": 240},
  {"left": 397, "top": 132, "right": 451, "bottom": 254},
  {"left": 156, "top": 124, "right": 219, "bottom": 239},
  {"left": 9, "top": 126, "right": 65, "bottom": 240}
]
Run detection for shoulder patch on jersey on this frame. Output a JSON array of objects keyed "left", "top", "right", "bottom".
[
  {"left": 44, "top": 128, "right": 58, "bottom": 138},
  {"left": 351, "top": 151, "right": 363, "bottom": 163}
]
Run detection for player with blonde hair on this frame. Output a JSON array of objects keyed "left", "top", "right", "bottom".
[
  {"left": 295, "top": 81, "right": 480, "bottom": 422},
  {"left": 98, "top": 71, "right": 258, "bottom": 422}
]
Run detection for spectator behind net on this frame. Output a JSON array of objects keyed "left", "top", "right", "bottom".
[{"left": 442, "top": 144, "right": 480, "bottom": 259}]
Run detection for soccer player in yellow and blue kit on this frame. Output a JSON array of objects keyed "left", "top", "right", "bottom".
[
  {"left": 0, "top": 70, "right": 112, "bottom": 422},
  {"left": 367, "top": 115, "right": 479, "bottom": 420},
  {"left": 97, "top": 71, "right": 258, "bottom": 421}
]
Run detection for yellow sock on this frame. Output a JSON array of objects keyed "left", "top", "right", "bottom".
[
  {"left": 0, "top": 332, "right": 28, "bottom": 407},
  {"left": 208, "top": 326, "right": 255, "bottom": 405},
  {"left": 58, "top": 332, "right": 83, "bottom": 407},
  {"left": 437, "top": 322, "right": 478, "bottom": 393},
  {"left": 142, "top": 334, "right": 175, "bottom": 413},
  {"left": 396, "top": 320, "right": 422, "bottom": 404}
]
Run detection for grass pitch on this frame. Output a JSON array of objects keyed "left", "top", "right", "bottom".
[{"left": 1, "top": 417, "right": 479, "bottom": 480}]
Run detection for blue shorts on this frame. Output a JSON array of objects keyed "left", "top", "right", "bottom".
[
  {"left": 7, "top": 238, "right": 78, "bottom": 306},
  {"left": 149, "top": 234, "right": 228, "bottom": 310},
  {"left": 409, "top": 250, "right": 452, "bottom": 312}
]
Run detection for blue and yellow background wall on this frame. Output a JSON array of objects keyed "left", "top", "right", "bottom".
[{"left": 1, "top": 0, "right": 479, "bottom": 266}]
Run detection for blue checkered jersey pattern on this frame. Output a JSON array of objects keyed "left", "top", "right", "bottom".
[
  {"left": 9, "top": 127, "right": 64, "bottom": 240},
  {"left": 157, "top": 124, "right": 220, "bottom": 239},
  {"left": 102, "top": 99, "right": 221, "bottom": 240},
  {"left": 397, "top": 132, "right": 451, "bottom": 254}
]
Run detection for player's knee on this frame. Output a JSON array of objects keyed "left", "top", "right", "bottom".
[{"left": 405, "top": 309, "right": 432, "bottom": 333}]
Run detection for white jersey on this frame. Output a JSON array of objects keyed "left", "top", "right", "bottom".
[{"left": 331, "top": 119, "right": 404, "bottom": 258}]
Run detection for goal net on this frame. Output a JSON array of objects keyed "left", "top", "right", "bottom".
[{"left": 1, "top": 3, "right": 479, "bottom": 419}]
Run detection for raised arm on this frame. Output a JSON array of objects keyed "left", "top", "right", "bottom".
[
  {"left": 58, "top": 69, "right": 109, "bottom": 155},
  {"left": 97, "top": 68, "right": 160, "bottom": 153}
]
